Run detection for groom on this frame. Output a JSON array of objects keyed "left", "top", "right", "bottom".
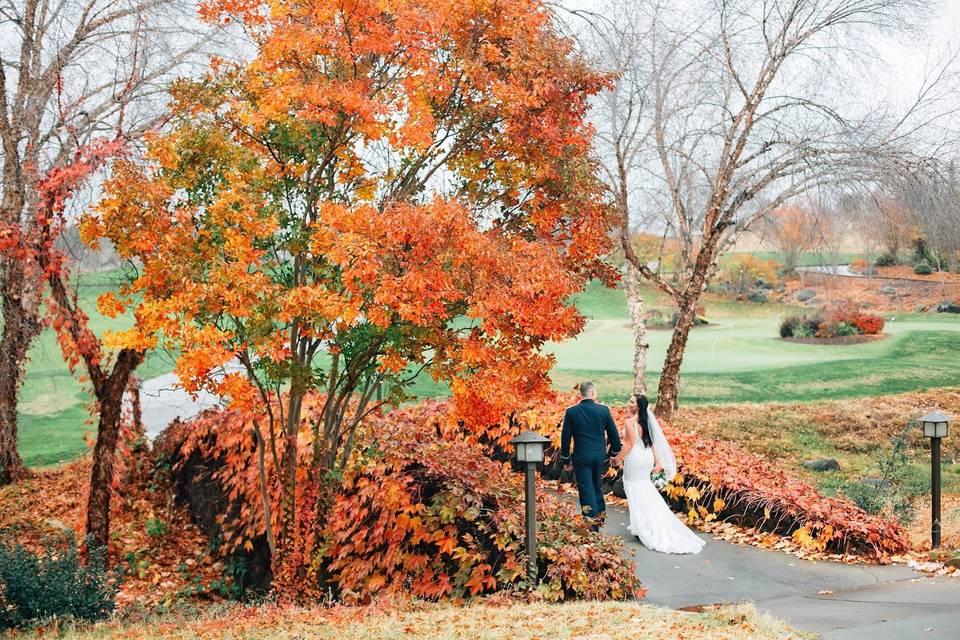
[{"left": 560, "top": 381, "right": 622, "bottom": 528}]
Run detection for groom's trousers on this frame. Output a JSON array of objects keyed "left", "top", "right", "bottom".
[{"left": 573, "top": 455, "right": 605, "bottom": 519}]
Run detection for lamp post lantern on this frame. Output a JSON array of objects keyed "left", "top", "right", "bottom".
[
  {"left": 509, "top": 430, "right": 550, "bottom": 586},
  {"left": 920, "top": 411, "right": 952, "bottom": 549}
]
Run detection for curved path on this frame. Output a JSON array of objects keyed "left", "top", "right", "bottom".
[
  {"left": 602, "top": 507, "right": 960, "bottom": 639},
  {"left": 136, "top": 362, "right": 243, "bottom": 440},
  {"left": 796, "top": 264, "right": 862, "bottom": 278}
]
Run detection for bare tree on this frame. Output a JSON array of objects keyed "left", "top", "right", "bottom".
[
  {"left": 588, "top": 0, "right": 951, "bottom": 420},
  {"left": 899, "top": 161, "right": 960, "bottom": 273},
  {"left": 0, "top": 1, "right": 212, "bottom": 487}
]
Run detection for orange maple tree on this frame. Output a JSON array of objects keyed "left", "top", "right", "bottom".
[
  {"left": 764, "top": 204, "right": 823, "bottom": 274},
  {"left": 82, "top": 0, "right": 613, "bottom": 575}
]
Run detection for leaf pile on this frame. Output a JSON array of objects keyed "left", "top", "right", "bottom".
[
  {"left": 0, "top": 453, "right": 226, "bottom": 610},
  {"left": 23, "top": 600, "right": 809, "bottom": 640}
]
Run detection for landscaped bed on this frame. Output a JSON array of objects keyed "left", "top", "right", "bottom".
[{"left": 781, "top": 334, "right": 886, "bottom": 345}]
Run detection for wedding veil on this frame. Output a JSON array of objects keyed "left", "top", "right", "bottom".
[{"left": 646, "top": 408, "right": 677, "bottom": 480}]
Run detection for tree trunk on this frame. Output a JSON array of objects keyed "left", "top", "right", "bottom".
[
  {"left": 655, "top": 296, "right": 698, "bottom": 422},
  {"left": 0, "top": 259, "right": 40, "bottom": 484},
  {"left": 276, "top": 388, "right": 304, "bottom": 562},
  {"left": 85, "top": 349, "right": 143, "bottom": 550},
  {"left": 624, "top": 263, "right": 648, "bottom": 395}
]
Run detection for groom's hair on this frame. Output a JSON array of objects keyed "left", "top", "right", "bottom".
[{"left": 578, "top": 381, "right": 596, "bottom": 398}]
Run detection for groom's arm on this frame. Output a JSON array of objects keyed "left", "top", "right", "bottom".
[
  {"left": 605, "top": 409, "right": 622, "bottom": 455},
  {"left": 560, "top": 411, "right": 572, "bottom": 463}
]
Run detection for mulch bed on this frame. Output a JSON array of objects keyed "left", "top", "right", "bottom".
[
  {"left": 876, "top": 266, "right": 960, "bottom": 284},
  {"left": 781, "top": 334, "right": 887, "bottom": 346}
]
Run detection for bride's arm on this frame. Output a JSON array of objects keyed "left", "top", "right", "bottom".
[{"left": 614, "top": 420, "right": 634, "bottom": 464}]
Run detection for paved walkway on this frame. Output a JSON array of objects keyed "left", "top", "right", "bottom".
[
  {"left": 796, "top": 264, "right": 861, "bottom": 278},
  {"left": 136, "top": 363, "right": 243, "bottom": 440},
  {"left": 602, "top": 508, "right": 960, "bottom": 639}
]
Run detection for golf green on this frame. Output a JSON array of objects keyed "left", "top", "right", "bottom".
[{"left": 14, "top": 276, "right": 960, "bottom": 467}]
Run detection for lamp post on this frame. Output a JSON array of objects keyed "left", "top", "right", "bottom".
[
  {"left": 509, "top": 430, "right": 550, "bottom": 586},
  {"left": 920, "top": 411, "right": 952, "bottom": 549}
]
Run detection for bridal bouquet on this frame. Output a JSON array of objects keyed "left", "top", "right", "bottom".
[{"left": 650, "top": 469, "right": 668, "bottom": 489}]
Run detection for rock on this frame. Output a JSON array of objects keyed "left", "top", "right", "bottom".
[
  {"left": 803, "top": 458, "right": 840, "bottom": 472},
  {"left": 803, "top": 297, "right": 821, "bottom": 306},
  {"left": 747, "top": 290, "right": 769, "bottom": 303},
  {"left": 795, "top": 288, "right": 817, "bottom": 302},
  {"left": 645, "top": 309, "right": 667, "bottom": 323},
  {"left": 936, "top": 301, "right": 960, "bottom": 314},
  {"left": 915, "top": 304, "right": 928, "bottom": 313},
  {"left": 43, "top": 517, "right": 74, "bottom": 533},
  {"left": 945, "top": 558, "right": 960, "bottom": 570},
  {"left": 881, "top": 286, "right": 897, "bottom": 295}
]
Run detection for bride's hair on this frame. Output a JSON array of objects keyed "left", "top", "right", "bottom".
[{"left": 635, "top": 394, "right": 653, "bottom": 449}]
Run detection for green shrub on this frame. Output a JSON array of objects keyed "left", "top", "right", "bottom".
[
  {"left": 833, "top": 321, "right": 859, "bottom": 337},
  {"left": 779, "top": 315, "right": 820, "bottom": 338},
  {"left": 914, "top": 260, "right": 933, "bottom": 275},
  {"left": 145, "top": 517, "right": 168, "bottom": 538},
  {"left": 0, "top": 540, "right": 117, "bottom": 630},
  {"left": 792, "top": 323, "right": 815, "bottom": 338},
  {"left": 874, "top": 254, "right": 898, "bottom": 267},
  {"left": 839, "top": 481, "right": 886, "bottom": 515},
  {"left": 837, "top": 427, "right": 929, "bottom": 525}
]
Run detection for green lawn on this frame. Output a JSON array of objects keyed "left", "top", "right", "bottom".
[
  {"left": 549, "top": 281, "right": 960, "bottom": 404},
  {"left": 16, "top": 270, "right": 174, "bottom": 467},
  {"left": 15, "top": 269, "right": 960, "bottom": 468}
]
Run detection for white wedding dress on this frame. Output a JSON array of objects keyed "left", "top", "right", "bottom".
[{"left": 622, "top": 413, "right": 705, "bottom": 554}]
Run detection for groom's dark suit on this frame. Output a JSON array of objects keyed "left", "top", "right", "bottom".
[{"left": 560, "top": 399, "right": 622, "bottom": 520}]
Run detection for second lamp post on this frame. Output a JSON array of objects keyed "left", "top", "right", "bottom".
[{"left": 920, "top": 411, "right": 952, "bottom": 549}]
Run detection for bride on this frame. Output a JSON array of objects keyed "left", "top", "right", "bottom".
[{"left": 614, "top": 394, "right": 705, "bottom": 554}]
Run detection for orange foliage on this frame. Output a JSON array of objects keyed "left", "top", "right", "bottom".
[
  {"left": 765, "top": 204, "right": 823, "bottom": 271},
  {"left": 827, "top": 303, "right": 885, "bottom": 336}
]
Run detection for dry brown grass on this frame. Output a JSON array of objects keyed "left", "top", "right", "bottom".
[
  {"left": 17, "top": 601, "right": 811, "bottom": 640},
  {"left": 676, "top": 387, "right": 960, "bottom": 464}
]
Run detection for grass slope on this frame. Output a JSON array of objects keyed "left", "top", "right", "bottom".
[
  {"left": 19, "top": 601, "right": 810, "bottom": 640},
  {"left": 15, "top": 271, "right": 175, "bottom": 467}
]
